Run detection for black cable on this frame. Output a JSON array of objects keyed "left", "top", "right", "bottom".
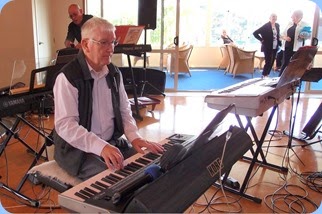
[
  {"left": 245, "top": 89, "right": 319, "bottom": 213},
  {"left": 209, "top": 195, "right": 242, "bottom": 213},
  {"left": 263, "top": 182, "right": 319, "bottom": 213},
  {"left": 194, "top": 188, "right": 220, "bottom": 213},
  {"left": 298, "top": 171, "right": 322, "bottom": 193},
  {"left": 262, "top": 104, "right": 320, "bottom": 213}
]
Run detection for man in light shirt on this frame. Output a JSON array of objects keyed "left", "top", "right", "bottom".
[{"left": 54, "top": 17, "right": 164, "bottom": 180}]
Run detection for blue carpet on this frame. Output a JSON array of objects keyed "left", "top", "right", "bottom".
[{"left": 165, "top": 68, "right": 280, "bottom": 91}]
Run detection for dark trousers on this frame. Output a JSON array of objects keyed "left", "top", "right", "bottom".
[
  {"left": 276, "top": 50, "right": 283, "bottom": 68},
  {"left": 78, "top": 138, "right": 137, "bottom": 181},
  {"left": 280, "top": 47, "right": 295, "bottom": 77},
  {"left": 262, "top": 49, "right": 278, "bottom": 76}
]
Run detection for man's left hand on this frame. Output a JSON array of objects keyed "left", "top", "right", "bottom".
[{"left": 131, "top": 138, "right": 164, "bottom": 155}]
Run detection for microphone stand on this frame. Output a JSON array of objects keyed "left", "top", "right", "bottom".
[{"left": 282, "top": 82, "right": 305, "bottom": 166}]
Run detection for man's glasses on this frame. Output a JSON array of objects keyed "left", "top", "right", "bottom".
[{"left": 89, "top": 39, "right": 119, "bottom": 47}]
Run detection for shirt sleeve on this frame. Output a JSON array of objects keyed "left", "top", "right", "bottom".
[
  {"left": 53, "top": 73, "right": 108, "bottom": 156},
  {"left": 253, "top": 27, "right": 263, "bottom": 41},
  {"left": 65, "top": 23, "right": 75, "bottom": 42}
]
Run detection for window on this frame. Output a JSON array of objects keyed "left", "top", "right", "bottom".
[
  {"left": 86, "top": 0, "right": 321, "bottom": 91},
  {"left": 209, "top": 0, "right": 316, "bottom": 49},
  {"left": 86, "top": 0, "right": 317, "bottom": 50}
]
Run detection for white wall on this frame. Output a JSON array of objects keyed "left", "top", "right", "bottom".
[
  {"left": 0, "top": 0, "right": 225, "bottom": 89},
  {"left": 51, "top": 0, "right": 83, "bottom": 52},
  {"left": 0, "top": 0, "right": 83, "bottom": 89},
  {"left": 0, "top": 0, "right": 35, "bottom": 88}
]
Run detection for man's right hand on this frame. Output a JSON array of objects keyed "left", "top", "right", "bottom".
[{"left": 101, "top": 144, "right": 124, "bottom": 171}]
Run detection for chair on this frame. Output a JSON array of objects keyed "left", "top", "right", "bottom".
[
  {"left": 28, "top": 160, "right": 82, "bottom": 193},
  {"left": 162, "top": 44, "right": 175, "bottom": 68},
  {"left": 52, "top": 48, "right": 79, "bottom": 65},
  {"left": 225, "top": 44, "right": 235, "bottom": 74},
  {"left": 254, "top": 52, "right": 265, "bottom": 70},
  {"left": 167, "top": 44, "right": 193, "bottom": 76},
  {"left": 218, "top": 45, "right": 230, "bottom": 70},
  {"left": 226, "top": 44, "right": 256, "bottom": 78},
  {"left": 28, "top": 132, "right": 82, "bottom": 193}
]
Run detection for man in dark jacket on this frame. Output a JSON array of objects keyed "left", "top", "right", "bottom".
[
  {"left": 253, "top": 13, "right": 281, "bottom": 77},
  {"left": 65, "top": 4, "right": 93, "bottom": 49}
]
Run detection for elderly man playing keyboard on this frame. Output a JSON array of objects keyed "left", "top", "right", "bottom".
[{"left": 53, "top": 17, "right": 164, "bottom": 181}]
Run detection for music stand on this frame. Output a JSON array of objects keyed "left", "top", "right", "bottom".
[
  {"left": 289, "top": 68, "right": 322, "bottom": 147},
  {"left": 54, "top": 48, "right": 79, "bottom": 65},
  {"left": 139, "top": 28, "right": 165, "bottom": 97}
]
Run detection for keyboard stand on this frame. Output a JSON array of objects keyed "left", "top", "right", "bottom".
[
  {"left": 217, "top": 104, "right": 288, "bottom": 204},
  {"left": 0, "top": 112, "right": 53, "bottom": 207},
  {"left": 0, "top": 113, "right": 53, "bottom": 192},
  {"left": 236, "top": 109, "right": 288, "bottom": 173}
]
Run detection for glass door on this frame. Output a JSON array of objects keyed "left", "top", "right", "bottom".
[
  {"left": 152, "top": 0, "right": 180, "bottom": 91},
  {"left": 85, "top": 0, "right": 180, "bottom": 91},
  {"left": 305, "top": 4, "right": 322, "bottom": 93},
  {"left": 85, "top": 0, "right": 321, "bottom": 92}
]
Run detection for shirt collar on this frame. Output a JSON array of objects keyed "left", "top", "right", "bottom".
[{"left": 86, "top": 62, "right": 108, "bottom": 79}]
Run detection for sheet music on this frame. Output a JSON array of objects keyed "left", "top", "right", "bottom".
[
  {"left": 115, "top": 25, "right": 144, "bottom": 45},
  {"left": 7, "top": 60, "right": 29, "bottom": 95}
]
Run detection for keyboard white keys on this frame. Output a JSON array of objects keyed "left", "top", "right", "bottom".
[
  {"left": 205, "top": 78, "right": 297, "bottom": 117},
  {"left": 58, "top": 137, "right": 196, "bottom": 213}
]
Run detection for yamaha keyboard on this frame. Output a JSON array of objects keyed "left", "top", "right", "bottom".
[
  {"left": 205, "top": 78, "right": 298, "bottom": 117},
  {"left": 0, "top": 90, "right": 53, "bottom": 118},
  {"left": 58, "top": 126, "right": 252, "bottom": 213},
  {"left": 114, "top": 44, "right": 152, "bottom": 56}
]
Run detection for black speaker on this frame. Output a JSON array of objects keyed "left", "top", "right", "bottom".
[
  {"left": 138, "top": 0, "right": 157, "bottom": 30},
  {"left": 119, "top": 67, "right": 165, "bottom": 95}
]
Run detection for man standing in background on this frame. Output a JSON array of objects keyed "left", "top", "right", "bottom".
[
  {"left": 253, "top": 13, "right": 281, "bottom": 78},
  {"left": 65, "top": 4, "right": 93, "bottom": 49}
]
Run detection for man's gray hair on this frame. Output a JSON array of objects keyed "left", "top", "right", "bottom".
[{"left": 81, "top": 17, "right": 115, "bottom": 39}]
